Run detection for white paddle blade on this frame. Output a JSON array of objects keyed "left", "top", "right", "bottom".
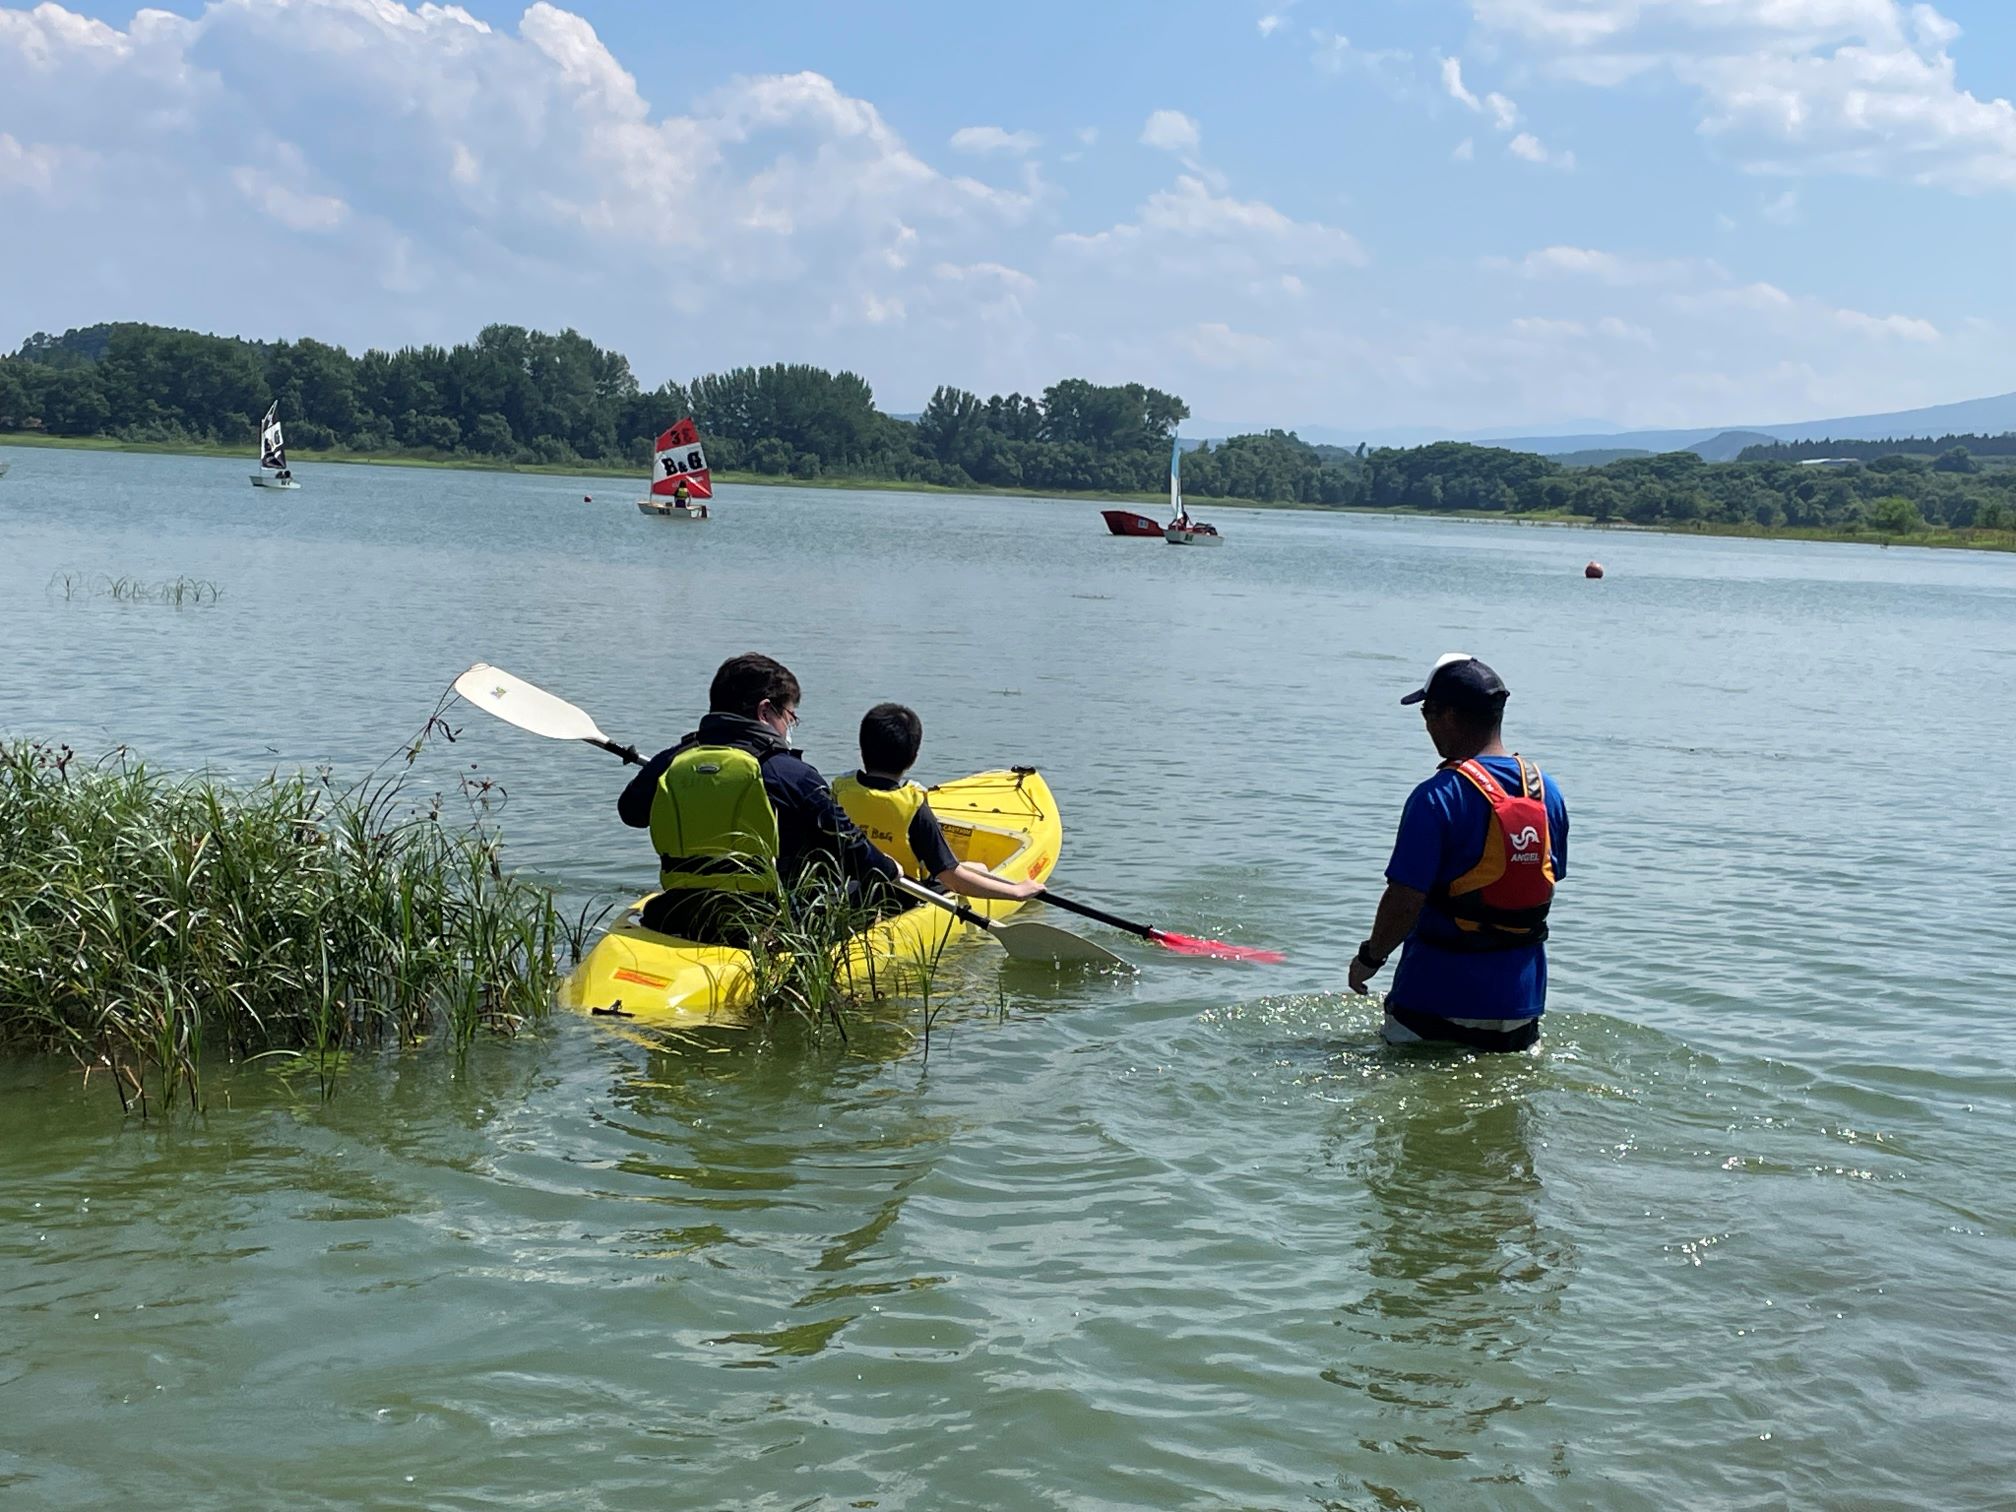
[
  {"left": 453, "top": 663, "right": 610, "bottom": 744},
  {"left": 991, "top": 919, "right": 1130, "bottom": 967}
]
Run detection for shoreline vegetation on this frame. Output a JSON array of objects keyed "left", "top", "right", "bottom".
[
  {"left": 4, "top": 319, "right": 2016, "bottom": 554},
  {"left": 0, "top": 738, "right": 574, "bottom": 1115},
  {"left": 8, "top": 426, "right": 2013, "bottom": 553}
]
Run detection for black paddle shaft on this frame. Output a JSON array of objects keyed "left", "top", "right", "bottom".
[
  {"left": 1036, "top": 889, "right": 1157, "bottom": 940},
  {"left": 892, "top": 877, "right": 995, "bottom": 930}
]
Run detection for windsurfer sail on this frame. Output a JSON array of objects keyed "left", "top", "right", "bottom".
[{"left": 652, "top": 418, "right": 712, "bottom": 500}]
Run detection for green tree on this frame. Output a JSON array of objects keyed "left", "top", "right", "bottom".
[
  {"left": 37, "top": 368, "right": 112, "bottom": 435},
  {"left": 1866, "top": 495, "right": 1924, "bottom": 534}
]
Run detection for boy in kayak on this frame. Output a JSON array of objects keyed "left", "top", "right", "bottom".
[
  {"left": 834, "top": 703, "right": 1045, "bottom": 907},
  {"left": 1346, "top": 654, "right": 1568, "bottom": 1052},
  {"left": 616, "top": 653, "right": 898, "bottom": 943}
]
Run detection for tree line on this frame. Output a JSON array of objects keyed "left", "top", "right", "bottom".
[
  {"left": 4, "top": 320, "right": 2015, "bottom": 533},
  {"left": 1739, "top": 434, "right": 2016, "bottom": 464}
]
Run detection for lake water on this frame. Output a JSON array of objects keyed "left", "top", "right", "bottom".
[{"left": 3, "top": 444, "right": 2014, "bottom": 1510}]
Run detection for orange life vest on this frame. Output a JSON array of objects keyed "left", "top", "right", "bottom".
[{"left": 1430, "top": 756, "right": 1555, "bottom": 950}]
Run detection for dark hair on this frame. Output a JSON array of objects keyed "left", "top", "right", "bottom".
[
  {"left": 709, "top": 653, "right": 800, "bottom": 720},
  {"left": 859, "top": 702, "right": 923, "bottom": 774},
  {"left": 1424, "top": 692, "right": 1506, "bottom": 741}
]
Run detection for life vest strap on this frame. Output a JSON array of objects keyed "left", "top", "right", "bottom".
[{"left": 657, "top": 853, "right": 773, "bottom": 878}]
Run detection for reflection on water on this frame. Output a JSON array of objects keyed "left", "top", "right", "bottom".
[{"left": 1319, "top": 1055, "right": 1575, "bottom": 1509}]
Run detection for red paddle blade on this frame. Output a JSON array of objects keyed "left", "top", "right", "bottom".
[{"left": 1148, "top": 929, "right": 1287, "bottom": 964}]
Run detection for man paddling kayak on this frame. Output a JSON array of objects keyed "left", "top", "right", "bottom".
[
  {"left": 1347, "top": 654, "right": 1568, "bottom": 1051},
  {"left": 616, "top": 653, "right": 898, "bottom": 943}
]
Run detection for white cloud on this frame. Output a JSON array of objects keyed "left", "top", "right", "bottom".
[
  {"left": 0, "top": 131, "right": 94, "bottom": 194},
  {"left": 1508, "top": 132, "right": 1575, "bottom": 168},
  {"left": 1761, "top": 188, "right": 1801, "bottom": 224},
  {"left": 1668, "top": 281, "right": 1940, "bottom": 341},
  {"left": 932, "top": 260, "right": 1036, "bottom": 293},
  {"left": 1140, "top": 108, "right": 1201, "bottom": 153},
  {"left": 1511, "top": 315, "right": 1586, "bottom": 338},
  {"left": 0, "top": 0, "right": 1047, "bottom": 377},
  {"left": 1443, "top": 55, "right": 1555, "bottom": 153},
  {"left": 1184, "top": 321, "right": 1275, "bottom": 366},
  {"left": 950, "top": 125, "right": 1039, "bottom": 156},
  {"left": 230, "top": 164, "right": 349, "bottom": 231},
  {"left": 0, "top": 0, "right": 1989, "bottom": 435},
  {"left": 1453, "top": 136, "right": 1476, "bottom": 161},
  {"left": 1470, "top": 0, "right": 2016, "bottom": 193},
  {"left": 1490, "top": 244, "right": 1704, "bottom": 284},
  {"left": 1442, "top": 56, "right": 1481, "bottom": 110},
  {"left": 1258, "top": 14, "right": 1284, "bottom": 37},
  {"left": 1057, "top": 174, "right": 1365, "bottom": 281},
  {"left": 1311, "top": 30, "right": 1414, "bottom": 87},
  {"left": 1597, "top": 315, "right": 1656, "bottom": 346}
]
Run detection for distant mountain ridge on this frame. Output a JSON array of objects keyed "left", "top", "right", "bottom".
[
  {"left": 1481, "top": 391, "right": 2016, "bottom": 458},
  {"left": 1191, "top": 389, "right": 2016, "bottom": 458}
]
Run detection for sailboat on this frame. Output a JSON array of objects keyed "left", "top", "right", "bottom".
[
  {"left": 248, "top": 403, "right": 300, "bottom": 490},
  {"left": 1163, "top": 434, "right": 1221, "bottom": 546},
  {"left": 636, "top": 417, "right": 712, "bottom": 521}
]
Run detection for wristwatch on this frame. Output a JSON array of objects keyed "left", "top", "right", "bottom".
[{"left": 1354, "top": 940, "right": 1387, "bottom": 972}]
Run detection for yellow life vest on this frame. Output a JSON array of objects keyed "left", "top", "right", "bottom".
[
  {"left": 647, "top": 745, "right": 781, "bottom": 896},
  {"left": 832, "top": 773, "right": 930, "bottom": 880}
]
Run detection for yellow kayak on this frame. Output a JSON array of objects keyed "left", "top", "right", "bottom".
[{"left": 560, "top": 768, "right": 1061, "bottom": 1028}]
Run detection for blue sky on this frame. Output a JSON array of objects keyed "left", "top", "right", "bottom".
[{"left": 4, "top": 0, "right": 2014, "bottom": 438}]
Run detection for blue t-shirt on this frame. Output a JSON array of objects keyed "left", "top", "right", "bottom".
[{"left": 1383, "top": 756, "right": 1568, "bottom": 1022}]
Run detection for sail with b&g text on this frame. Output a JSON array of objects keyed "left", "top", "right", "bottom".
[{"left": 651, "top": 418, "right": 712, "bottom": 499}]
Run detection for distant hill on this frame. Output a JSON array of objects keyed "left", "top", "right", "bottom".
[
  {"left": 1689, "top": 430, "right": 1780, "bottom": 462},
  {"left": 1547, "top": 447, "right": 1653, "bottom": 467},
  {"left": 1479, "top": 391, "right": 2016, "bottom": 457}
]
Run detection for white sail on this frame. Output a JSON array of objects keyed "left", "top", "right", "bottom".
[
  {"left": 258, "top": 403, "right": 287, "bottom": 472},
  {"left": 1169, "top": 434, "right": 1182, "bottom": 520}
]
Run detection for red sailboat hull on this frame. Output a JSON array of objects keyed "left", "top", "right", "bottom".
[{"left": 1101, "top": 509, "right": 1165, "bottom": 538}]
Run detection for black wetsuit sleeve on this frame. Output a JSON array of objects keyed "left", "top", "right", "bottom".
[
  {"left": 617, "top": 747, "right": 678, "bottom": 829},
  {"left": 767, "top": 756, "right": 900, "bottom": 883},
  {"left": 908, "top": 802, "right": 959, "bottom": 879}
]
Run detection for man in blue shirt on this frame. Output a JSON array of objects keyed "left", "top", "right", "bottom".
[{"left": 1347, "top": 653, "right": 1568, "bottom": 1052}]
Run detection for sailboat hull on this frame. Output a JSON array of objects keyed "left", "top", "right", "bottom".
[
  {"left": 1165, "top": 526, "right": 1223, "bottom": 546},
  {"left": 250, "top": 474, "right": 301, "bottom": 490},
  {"left": 636, "top": 498, "right": 708, "bottom": 521},
  {"left": 1100, "top": 509, "right": 1164, "bottom": 537}
]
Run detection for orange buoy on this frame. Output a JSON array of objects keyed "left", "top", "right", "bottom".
[{"left": 1584, "top": 561, "right": 1605, "bottom": 579}]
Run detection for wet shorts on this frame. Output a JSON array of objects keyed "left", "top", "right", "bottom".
[{"left": 1382, "top": 1002, "right": 1540, "bottom": 1053}]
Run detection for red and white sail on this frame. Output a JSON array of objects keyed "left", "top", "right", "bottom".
[{"left": 650, "top": 417, "right": 712, "bottom": 499}]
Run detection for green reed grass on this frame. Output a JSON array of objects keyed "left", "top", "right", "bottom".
[
  {"left": 0, "top": 741, "right": 565, "bottom": 1116},
  {"left": 50, "top": 572, "right": 222, "bottom": 606}
]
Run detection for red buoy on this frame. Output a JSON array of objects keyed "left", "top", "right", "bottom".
[{"left": 1584, "top": 561, "right": 1605, "bottom": 579}]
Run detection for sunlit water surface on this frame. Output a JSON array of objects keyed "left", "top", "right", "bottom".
[{"left": 3, "top": 445, "right": 2013, "bottom": 1509}]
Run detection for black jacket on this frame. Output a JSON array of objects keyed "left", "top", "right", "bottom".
[{"left": 618, "top": 712, "right": 898, "bottom": 888}]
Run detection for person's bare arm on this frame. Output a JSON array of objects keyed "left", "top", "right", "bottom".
[
  {"left": 1348, "top": 881, "right": 1426, "bottom": 993},
  {"left": 936, "top": 864, "right": 1044, "bottom": 903}
]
